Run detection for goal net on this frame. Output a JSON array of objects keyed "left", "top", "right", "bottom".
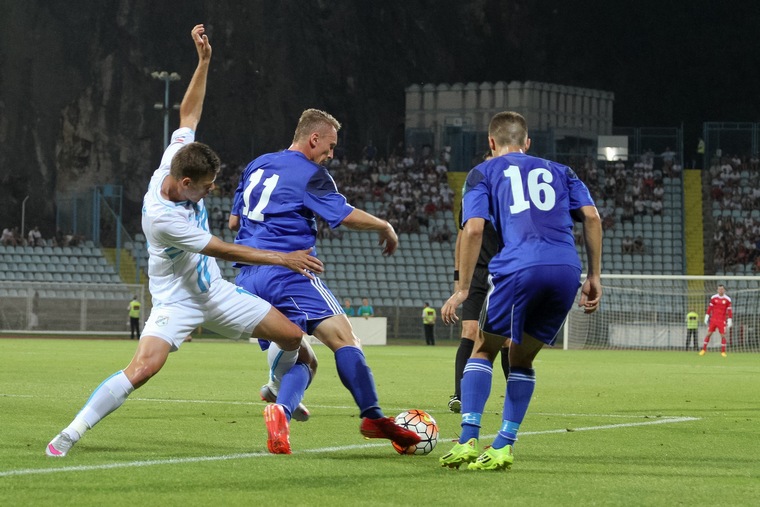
[{"left": 564, "top": 275, "right": 760, "bottom": 352}]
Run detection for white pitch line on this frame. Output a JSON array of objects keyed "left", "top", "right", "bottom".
[
  {"left": 518, "top": 416, "right": 699, "bottom": 435},
  {"left": 0, "top": 416, "right": 699, "bottom": 478},
  {"left": 532, "top": 412, "right": 676, "bottom": 418}
]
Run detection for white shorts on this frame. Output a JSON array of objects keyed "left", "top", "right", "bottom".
[{"left": 142, "top": 279, "right": 272, "bottom": 351}]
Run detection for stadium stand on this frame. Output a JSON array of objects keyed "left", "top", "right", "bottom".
[
  {"left": 0, "top": 244, "right": 123, "bottom": 286},
  {"left": 706, "top": 154, "right": 760, "bottom": 275},
  {"left": 0, "top": 243, "right": 141, "bottom": 332},
  {"left": 572, "top": 154, "right": 685, "bottom": 274},
  {"left": 186, "top": 152, "right": 689, "bottom": 311},
  {"left": 0, "top": 146, "right": 700, "bottom": 338}
]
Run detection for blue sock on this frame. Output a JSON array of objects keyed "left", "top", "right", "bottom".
[
  {"left": 459, "top": 358, "right": 492, "bottom": 443},
  {"left": 277, "top": 362, "right": 310, "bottom": 422},
  {"left": 335, "top": 346, "right": 383, "bottom": 419},
  {"left": 493, "top": 367, "right": 535, "bottom": 449}
]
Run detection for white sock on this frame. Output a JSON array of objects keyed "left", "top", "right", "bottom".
[
  {"left": 267, "top": 343, "right": 299, "bottom": 389},
  {"left": 63, "top": 371, "right": 134, "bottom": 441}
]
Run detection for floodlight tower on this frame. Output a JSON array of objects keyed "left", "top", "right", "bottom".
[{"left": 151, "top": 71, "right": 181, "bottom": 148}]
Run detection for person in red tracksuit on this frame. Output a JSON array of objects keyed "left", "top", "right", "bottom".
[{"left": 700, "top": 284, "right": 732, "bottom": 357}]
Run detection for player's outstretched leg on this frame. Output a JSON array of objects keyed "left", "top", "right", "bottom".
[
  {"left": 264, "top": 403, "right": 291, "bottom": 454},
  {"left": 331, "top": 345, "right": 420, "bottom": 447},
  {"left": 46, "top": 370, "right": 135, "bottom": 457}
]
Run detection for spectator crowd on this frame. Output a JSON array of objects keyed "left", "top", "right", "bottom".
[
  {"left": 316, "top": 145, "right": 455, "bottom": 241},
  {"left": 1, "top": 226, "right": 85, "bottom": 249},
  {"left": 707, "top": 152, "right": 760, "bottom": 272},
  {"left": 569, "top": 149, "right": 683, "bottom": 256}
]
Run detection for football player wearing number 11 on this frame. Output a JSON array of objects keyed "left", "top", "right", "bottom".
[
  {"left": 440, "top": 111, "right": 602, "bottom": 471},
  {"left": 229, "top": 108, "right": 420, "bottom": 454}
]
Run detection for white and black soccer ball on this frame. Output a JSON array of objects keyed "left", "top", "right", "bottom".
[{"left": 392, "top": 409, "right": 439, "bottom": 455}]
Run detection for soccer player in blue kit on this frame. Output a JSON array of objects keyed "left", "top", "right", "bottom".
[
  {"left": 440, "top": 111, "right": 602, "bottom": 470},
  {"left": 229, "top": 108, "right": 420, "bottom": 454}
]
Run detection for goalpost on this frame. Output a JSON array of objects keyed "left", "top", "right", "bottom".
[{"left": 564, "top": 275, "right": 760, "bottom": 352}]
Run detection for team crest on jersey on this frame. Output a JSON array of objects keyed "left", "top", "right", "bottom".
[{"left": 156, "top": 315, "right": 169, "bottom": 327}]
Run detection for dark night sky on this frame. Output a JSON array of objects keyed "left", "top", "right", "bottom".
[
  {"left": 569, "top": 2, "right": 760, "bottom": 127},
  {"left": 4, "top": 1, "right": 760, "bottom": 147},
  {"left": 462, "top": 1, "right": 760, "bottom": 144}
]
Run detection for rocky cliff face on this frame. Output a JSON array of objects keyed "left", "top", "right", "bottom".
[
  {"left": 1, "top": 0, "right": 544, "bottom": 235},
  {"left": 4, "top": 1, "right": 743, "bottom": 237}
]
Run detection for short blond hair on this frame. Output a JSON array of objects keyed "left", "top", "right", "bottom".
[
  {"left": 292, "top": 108, "right": 341, "bottom": 143},
  {"left": 488, "top": 111, "right": 528, "bottom": 148}
]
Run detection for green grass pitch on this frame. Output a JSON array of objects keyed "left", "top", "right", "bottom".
[{"left": 1, "top": 338, "right": 758, "bottom": 506}]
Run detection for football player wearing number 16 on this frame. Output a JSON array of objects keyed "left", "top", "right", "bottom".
[
  {"left": 440, "top": 111, "right": 602, "bottom": 471},
  {"left": 229, "top": 108, "right": 420, "bottom": 454}
]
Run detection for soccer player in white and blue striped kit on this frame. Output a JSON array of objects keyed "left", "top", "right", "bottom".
[
  {"left": 440, "top": 111, "right": 603, "bottom": 470},
  {"left": 229, "top": 109, "right": 421, "bottom": 454},
  {"left": 45, "top": 24, "right": 323, "bottom": 458}
]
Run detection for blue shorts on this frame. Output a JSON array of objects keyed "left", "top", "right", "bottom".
[
  {"left": 481, "top": 265, "right": 581, "bottom": 346},
  {"left": 236, "top": 265, "right": 343, "bottom": 335}
]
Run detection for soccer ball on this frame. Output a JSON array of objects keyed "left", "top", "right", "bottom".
[{"left": 391, "top": 409, "right": 438, "bottom": 455}]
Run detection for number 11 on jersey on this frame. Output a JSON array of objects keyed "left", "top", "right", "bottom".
[{"left": 242, "top": 169, "right": 280, "bottom": 222}]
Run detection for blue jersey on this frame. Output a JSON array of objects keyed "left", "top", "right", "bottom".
[
  {"left": 231, "top": 150, "right": 354, "bottom": 254},
  {"left": 463, "top": 152, "right": 594, "bottom": 276}
]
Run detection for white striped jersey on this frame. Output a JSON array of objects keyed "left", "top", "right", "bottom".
[{"left": 141, "top": 127, "right": 220, "bottom": 305}]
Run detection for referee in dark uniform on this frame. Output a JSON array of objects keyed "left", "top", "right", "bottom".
[{"left": 448, "top": 157, "right": 509, "bottom": 413}]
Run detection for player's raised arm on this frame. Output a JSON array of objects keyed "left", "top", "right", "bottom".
[{"left": 179, "top": 24, "right": 212, "bottom": 131}]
